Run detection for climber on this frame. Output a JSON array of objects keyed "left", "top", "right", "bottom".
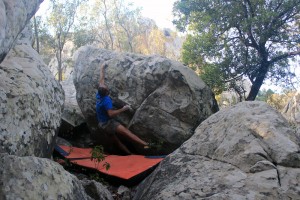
[{"left": 96, "top": 62, "right": 149, "bottom": 155}]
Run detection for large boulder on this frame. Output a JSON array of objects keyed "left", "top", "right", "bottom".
[
  {"left": 0, "top": 153, "right": 113, "bottom": 200},
  {"left": 0, "top": 0, "right": 43, "bottom": 62},
  {"left": 73, "top": 46, "right": 218, "bottom": 153},
  {"left": 0, "top": 25, "right": 64, "bottom": 157},
  {"left": 134, "top": 101, "right": 300, "bottom": 199},
  {"left": 59, "top": 74, "right": 92, "bottom": 147}
]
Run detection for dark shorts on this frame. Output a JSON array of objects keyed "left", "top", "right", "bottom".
[{"left": 98, "top": 119, "right": 120, "bottom": 135}]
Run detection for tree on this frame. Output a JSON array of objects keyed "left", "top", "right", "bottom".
[
  {"left": 134, "top": 25, "right": 184, "bottom": 60},
  {"left": 267, "top": 90, "right": 296, "bottom": 110},
  {"left": 173, "top": 0, "right": 300, "bottom": 100},
  {"left": 48, "top": 0, "right": 82, "bottom": 81},
  {"left": 148, "top": 28, "right": 167, "bottom": 55},
  {"left": 31, "top": 15, "right": 56, "bottom": 65},
  {"left": 99, "top": 0, "right": 115, "bottom": 49},
  {"left": 74, "top": 0, "right": 142, "bottom": 51},
  {"left": 134, "top": 18, "right": 157, "bottom": 54},
  {"left": 113, "top": 0, "right": 141, "bottom": 52},
  {"left": 256, "top": 88, "right": 275, "bottom": 101}
]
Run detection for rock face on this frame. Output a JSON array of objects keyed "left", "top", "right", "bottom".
[
  {"left": 73, "top": 46, "right": 218, "bottom": 153},
  {"left": 0, "top": 153, "right": 113, "bottom": 200},
  {"left": 134, "top": 102, "right": 300, "bottom": 199},
  {"left": 0, "top": 0, "right": 43, "bottom": 62},
  {"left": 281, "top": 91, "right": 300, "bottom": 139},
  {"left": 80, "top": 179, "right": 114, "bottom": 200},
  {"left": 0, "top": 25, "right": 64, "bottom": 157},
  {"left": 61, "top": 73, "right": 85, "bottom": 127},
  {"left": 59, "top": 75, "right": 92, "bottom": 147},
  {"left": 281, "top": 91, "right": 300, "bottom": 123}
]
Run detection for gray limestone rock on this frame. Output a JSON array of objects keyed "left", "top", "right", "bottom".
[
  {"left": 281, "top": 91, "right": 300, "bottom": 140},
  {"left": 80, "top": 178, "right": 114, "bottom": 200},
  {"left": 0, "top": 0, "right": 43, "bottom": 62},
  {"left": 0, "top": 153, "right": 93, "bottom": 200},
  {"left": 282, "top": 91, "right": 300, "bottom": 124},
  {"left": 134, "top": 101, "right": 300, "bottom": 200},
  {"left": 73, "top": 46, "right": 218, "bottom": 153},
  {"left": 0, "top": 25, "right": 64, "bottom": 157},
  {"left": 61, "top": 73, "right": 85, "bottom": 127}
]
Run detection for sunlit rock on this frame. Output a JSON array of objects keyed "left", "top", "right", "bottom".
[
  {"left": 73, "top": 46, "right": 219, "bottom": 154},
  {"left": 134, "top": 101, "right": 300, "bottom": 199}
]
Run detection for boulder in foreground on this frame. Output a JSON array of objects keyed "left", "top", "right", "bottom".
[{"left": 134, "top": 101, "right": 300, "bottom": 199}]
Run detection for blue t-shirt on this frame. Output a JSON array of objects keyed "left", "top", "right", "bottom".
[{"left": 96, "top": 92, "right": 113, "bottom": 123}]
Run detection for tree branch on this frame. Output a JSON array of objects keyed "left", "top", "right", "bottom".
[
  {"left": 242, "top": 0, "right": 259, "bottom": 49},
  {"left": 270, "top": 50, "right": 300, "bottom": 64}
]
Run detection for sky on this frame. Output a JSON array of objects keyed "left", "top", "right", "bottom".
[
  {"left": 129, "top": 0, "right": 177, "bottom": 30},
  {"left": 37, "top": 0, "right": 177, "bottom": 30}
]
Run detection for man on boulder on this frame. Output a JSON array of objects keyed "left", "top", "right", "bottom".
[{"left": 96, "top": 62, "right": 149, "bottom": 155}]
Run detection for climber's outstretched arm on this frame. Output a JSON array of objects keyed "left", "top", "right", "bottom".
[{"left": 99, "top": 62, "right": 107, "bottom": 86}]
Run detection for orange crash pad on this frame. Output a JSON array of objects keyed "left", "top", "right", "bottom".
[{"left": 55, "top": 145, "right": 164, "bottom": 180}]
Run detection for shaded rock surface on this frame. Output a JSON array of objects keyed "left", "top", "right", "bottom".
[
  {"left": 61, "top": 73, "right": 85, "bottom": 127},
  {"left": 0, "top": 0, "right": 43, "bottom": 62},
  {"left": 73, "top": 46, "right": 218, "bottom": 154},
  {"left": 59, "top": 74, "right": 93, "bottom": 147},
  {"left": 0, "top": 153, "right": 113, "bottom": 200},
  {"left": 80, "top": 179, "right": 114, "bottom": 200},
  {"left": 0, "top": 25, "right": 64, "bottom": 157},
  {"left": 134, "top": 101, "right": 300, "bottom": 199}
]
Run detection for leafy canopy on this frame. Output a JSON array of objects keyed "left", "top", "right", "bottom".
[{"left": 173, "top": 0, "right": 300, "bottom": 100}]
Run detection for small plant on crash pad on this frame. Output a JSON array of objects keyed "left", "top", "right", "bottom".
[{"left": 90, "top": 145, "right": 110, "bottom": 170}]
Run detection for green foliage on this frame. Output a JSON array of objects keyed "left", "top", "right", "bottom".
[
  {"left": 174, "top": 0, "right": 300, "bottom": 100},
  {"left": 256, "top": 89, "right": 275, "bottom": 102},
  {"left": 31, "top": 16, "right": 55, "bottom": 64},
  {"left": 267, "top": 90, "right": 296, "bottom": 110},
  {"left": 74, "top": 0, "right": 183, "bottom": 59},
  {"left": 181, "top": 35, "right": 205, "bottom": 71},
  {"left": 72, "top": 29, "right": 96, "bottom": 48},
  {"left": 90, "top": 145, "right": 110, "bottom": 170},
  {"left": 74, "top": 0, "right": 142, "bottom": 51},
  {"left": 181, "top": 35, "right": 227, "bottom": 94},
  {"left": 34, "top": 0, "right": 184, "bottom": 69},
  {"left": 199, "top": 63, "right": 227, "bottom": 95},
  {"left": 47, "top": 0, "right": 83, "bottom": 81}
]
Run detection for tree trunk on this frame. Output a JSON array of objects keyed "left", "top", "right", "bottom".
[
  {"left": 56, "top": 51, "right": 62, "bottom": 82},
  {"left": 33, "top": 16, "right": 39, "bottom": 53},
  {"left": 246, "top": 63, "right": 269, "bottom": 101},
  {"left": 59, "top": 51, "right": 62, "bottom": 81},
  {"left": 102, "top": 0, "right": 114, "bottom": 50}
]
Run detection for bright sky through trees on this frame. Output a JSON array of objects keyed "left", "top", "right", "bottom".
[
  {"left": 130, "top": 0, "right": 176, "bottom": 30},
  {"left": 36, "top": 0, "right": 299, "bottom": 93},
  {"left": 37, "top": 0, "right": 176, "bottom": 30}
]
